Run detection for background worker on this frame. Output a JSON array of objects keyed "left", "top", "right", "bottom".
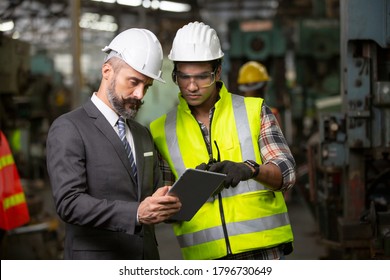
[
  {"left": 237, "top": 61, "right": 270, "bottom": 98},
  {"left": 150, "top": 21, "right": 296, "bottom": 260},
  {"left": 0, "top": 130, "right": 30, "bottom": 243},
  {"left": 46, "top": 28, "right": 181, "bottom": 260},
  {"left": 237, "top": 61, "right": 282, "bottom": 126}
]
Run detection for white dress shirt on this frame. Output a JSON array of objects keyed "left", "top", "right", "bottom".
[{"left": 91, "top": 93, "right": 137, "bottom": 163}]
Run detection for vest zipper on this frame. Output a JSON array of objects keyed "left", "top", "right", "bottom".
[
  {"left": 195, "top": 108, "right": 230, "bottom": 256},
  {"left": 218, "top": 192, "right": 232, "bottom": 255},
  {"left": 208, "top": 110, "right": 232, "bottom": 256}
]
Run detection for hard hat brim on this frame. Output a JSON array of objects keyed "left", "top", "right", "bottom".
[
  {"left": 238, "top": 82, "right": 266, "bottom": 92},
  {"left": 102, "top": 48, "right": 166, "bottom": 83}
]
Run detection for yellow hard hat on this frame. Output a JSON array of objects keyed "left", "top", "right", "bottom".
[{"left": 237, "top": 61, "right": 270, "bottom": 84}]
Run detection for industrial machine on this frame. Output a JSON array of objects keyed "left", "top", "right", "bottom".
[
  {"left": 0, "top": 34, "right": 66, "bottom": 259},
  {"left": 309, "top": 0, "right": 390, "bottom": 259},
  {"left": 228, "top": 0, "right": 390, "bottom": 259},
  {"left": 227, "top": 18, "right": 288, "bottom": 118},
  {"left": 294, "top": 17, "right": 340, "bottom": 142}
]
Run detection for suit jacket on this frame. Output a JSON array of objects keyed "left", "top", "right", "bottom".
[{"left": 46, "top": 99, "right": 163, "bottom": 260}]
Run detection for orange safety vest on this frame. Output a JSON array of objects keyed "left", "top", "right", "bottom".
[{"left": 0, "top": 131, "right": 30, "bottom": 230}]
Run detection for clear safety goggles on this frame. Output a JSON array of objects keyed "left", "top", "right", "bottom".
[{"left": 173, "top": 71, "right": 216, "bottom": 89}]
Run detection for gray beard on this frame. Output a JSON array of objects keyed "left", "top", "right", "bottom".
[
  {"left": 106, "top": 78, "right": 140, "bottom": 119},
  {"left": 108, "top": 89, "right": 138, "bottom": 119}
]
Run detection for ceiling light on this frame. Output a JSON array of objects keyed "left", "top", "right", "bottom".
[
  {"left": 79, "top": 12, "right": 118, "bottom": 32},
  {"left": 0, "top": 21, "right": 14, "bottom": 32},
  {"left": 117, "top": 0, "right": 142, "bottom": 6},
  {"left": 12, "top": 31, "right": 20, "bottom": 39},
  {"left": 91, "top": 0, "right": 116, "bottom": 3},
  {"left": 160, "top": 1, "right": 191, "bottom": 12},
  {"left": 91, "top": 0, "right": 191, "bottom": 12},
  {"left": 142, "top": 0, "right": 151, "bottom": 8},
  {"left": 151, "top": 0, "right": 160, "bottom": 10}
]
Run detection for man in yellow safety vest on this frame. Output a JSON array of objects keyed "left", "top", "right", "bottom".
[{"left": 150, "top": 22, "right": 296, "bottom": 260}]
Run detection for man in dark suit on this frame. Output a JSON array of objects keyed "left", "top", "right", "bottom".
[{"left": 46, "top": 28, "right": 181, "bottom": 260}]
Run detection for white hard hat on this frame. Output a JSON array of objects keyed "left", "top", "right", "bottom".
[
  {"left": 168, "top": 21, "right": 224, "bottom": 62},
  {"left": 102, "top": 28, "right": 165, "bottom": 83}
]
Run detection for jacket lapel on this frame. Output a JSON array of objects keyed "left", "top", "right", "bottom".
[{"left": 82, "top": 100, "right": 138, "bottom": 186}]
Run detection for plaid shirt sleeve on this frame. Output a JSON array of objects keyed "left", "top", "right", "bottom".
[
  {"left": 159, "top": 151, "right": 176, "bottom": 186},
  {"left": 260, "top": 104, "right": 296, "bottom": 192}
]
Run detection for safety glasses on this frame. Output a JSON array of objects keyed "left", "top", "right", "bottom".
[{"left": 173, "top": 71, "right": 216, "bottom": 88}]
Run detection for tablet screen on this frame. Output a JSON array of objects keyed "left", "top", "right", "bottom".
[{"left": 167, "top": 168, "right": 226, "bottom": 221}]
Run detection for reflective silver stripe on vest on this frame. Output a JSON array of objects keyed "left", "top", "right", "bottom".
[
  {"left": 165, "top": 108, "right": 186, "bottom": 176},
  {"left": 222, "top": 179, "right": 266, "bottom": 198},
  {"left": 176, "top": 212, "right": 291, "bottom": 247},
  {"left": 232, "top": 94, "right": 253, "bottom": 161},
  {"left": 222, "top": 95, "right": 266, "bottom": 197}
]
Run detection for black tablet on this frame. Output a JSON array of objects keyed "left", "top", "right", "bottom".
[{"left": 167, "top": 168, "right": 226, "bottom": 221}]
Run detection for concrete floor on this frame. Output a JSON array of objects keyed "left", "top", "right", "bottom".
[
  {"left": 284, "top": 191, "right": 328, "bottom": 260},
  {"left": 155, "top": 189, "right": 328, "bottom": 260}
]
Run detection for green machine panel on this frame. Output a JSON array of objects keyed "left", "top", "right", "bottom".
[
  {"left": 296, "top": 18, "right": 340, "bottom": 59},
  {"left": 229, "top": 19, "right": 286, "bottom": 60}
]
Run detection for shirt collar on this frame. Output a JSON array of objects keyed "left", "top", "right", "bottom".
[{"left": 91, "top": 93, "right": 119, "bottom": 127}]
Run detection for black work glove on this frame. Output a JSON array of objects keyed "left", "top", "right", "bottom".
[
  {"left": 208, "top": 160, "right": 253, "bottom": 188},
  {"left": 195, "top": 162, "right": 208, "bottom": 170},
  {"left": 196, "top": 157, "right": 219, "bottom": 171}
]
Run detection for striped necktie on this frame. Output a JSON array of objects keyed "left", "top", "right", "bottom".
[{"left": 117, "top": 116, "right": 137, "bottom": 182}]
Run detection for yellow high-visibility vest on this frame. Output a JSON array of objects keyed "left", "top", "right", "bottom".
[{"left": 150, "top": 83, "right": 293, "bottom": 259}]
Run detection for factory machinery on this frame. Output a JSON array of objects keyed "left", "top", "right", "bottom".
[
  {"left": 228, "top": 0, "right": 390, "bottom": 259},
  {"left": 0, "top": 34, "right": 69, "bottom": 259},
  {"left": 310, "top": 0, "right": 390, "bottom": 259},
  {"left": 1, "top": 0, "right": 389, "bottom": 260}
]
